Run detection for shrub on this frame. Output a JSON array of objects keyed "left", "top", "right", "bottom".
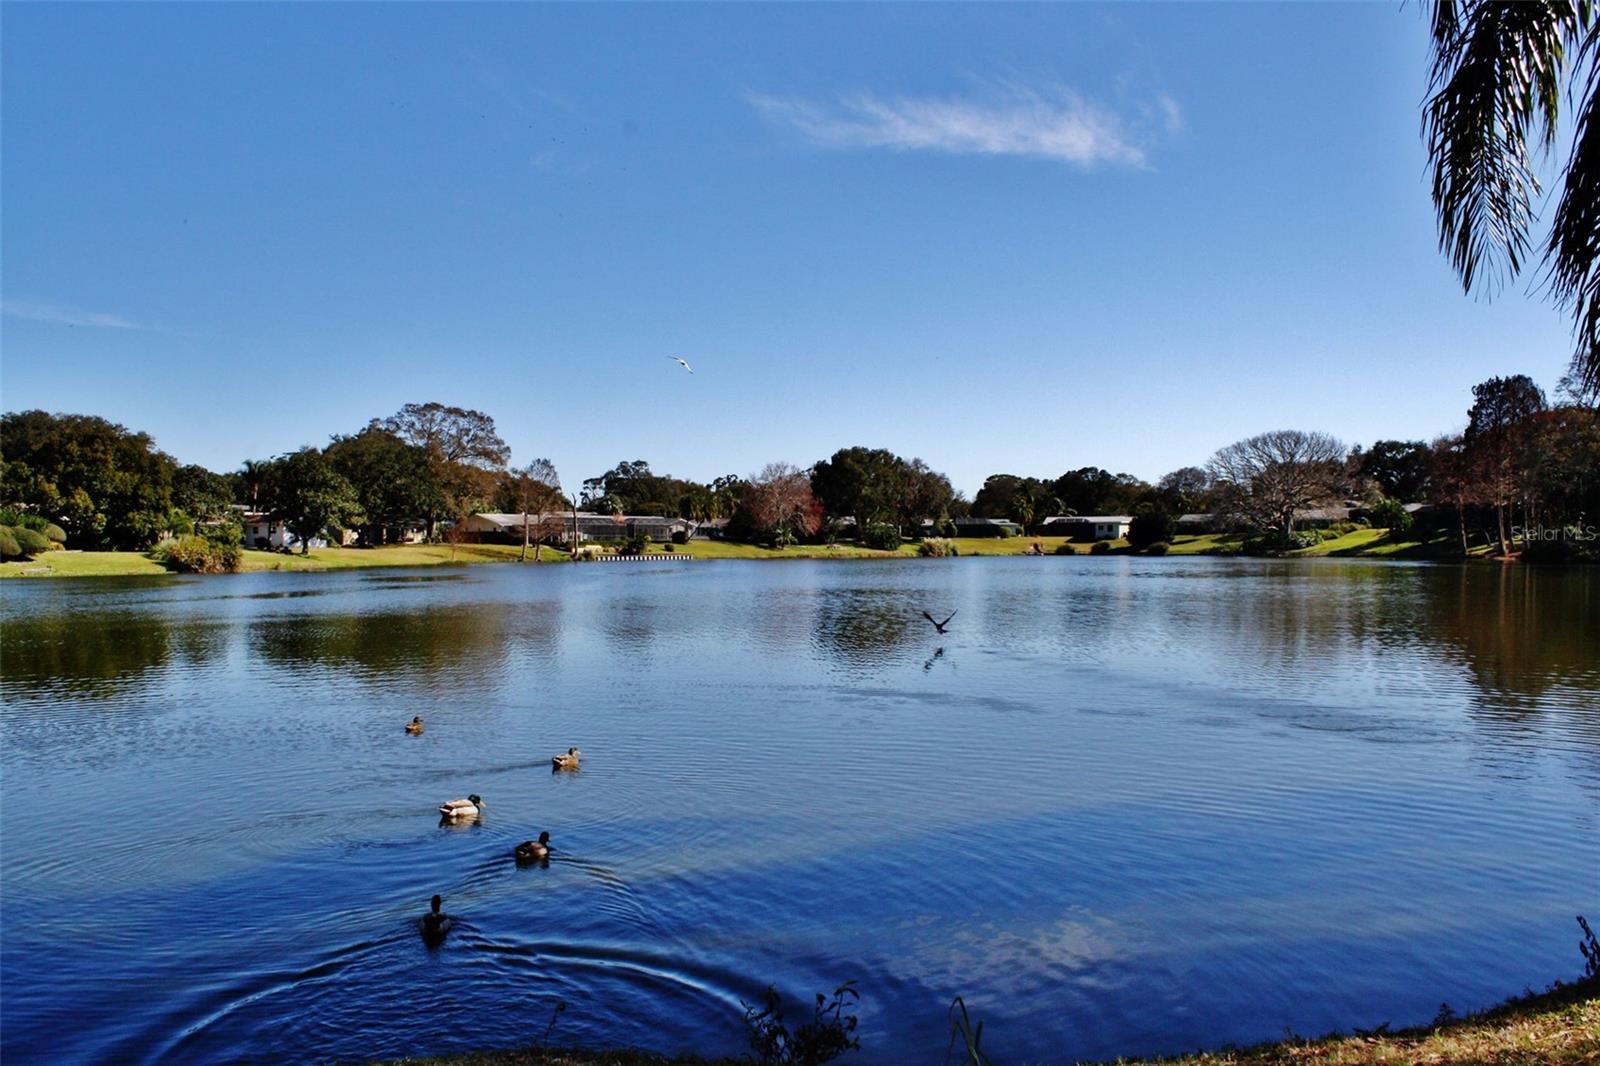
[
  {"left": 620, "top": 531, "right": 650, "bottom": 555},
  {"left": 917, "top": 538, "right": 954, "bottom": 557},
  {"left": 157, "top": 534, "right": 243, "bottom": 573},
  {"left": 997, "top": 525, "right": 1017, "bottom": 539},
  {"left": 1128, "top": 507, "right": 1175, "bottom": 550},
  {"left": 0, "top": 527, "right": 21, "bottom": 560},
  {"left": 1090, "top": 540, "right": 1111, "bottom": 555},
  {"left": 11, "top": 526, "right": 52, "bottom": 557},
  {"left": 671, "top": 529, "right": 689, "bottom": 545},
  {"left": 1288, "top": 530, "right": 1321, "bottom": 549},
  {"left": 861, "top": 523, "right": 901, "bottom": 551},
  {"left": 1053, "top": 542, "right": 1076, "bottom": 555},
  {"left": 1366, "top": 497, "right": 1414, "bottom": 534},
  {"left": 1146, "top": 541, "right": 1170, "bottom": 555},
  {"left": 0, "top": 510, "right": 68, "bottom": 544},
  {"left": 1315, "top": 527, "right": 1342, "bottom": 542}
]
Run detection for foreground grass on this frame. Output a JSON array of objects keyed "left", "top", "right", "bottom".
[
  {"left": 384, "top": 977, "right": 1599, "bottom": 1066},
  {"left": 1106, "top": 977, "right": 1599, "bottom": 1065}
]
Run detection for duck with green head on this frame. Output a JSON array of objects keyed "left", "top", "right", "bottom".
[{"left": 438, "top": 794, "right": 483, "bottom": 819}]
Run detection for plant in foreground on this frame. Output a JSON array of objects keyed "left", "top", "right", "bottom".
[
  {"left": 945, "top": 996, "right": 995, "bottom": 1066},
  {"left": 741, "top": 980, "right": 860, "bottom": 1066}
]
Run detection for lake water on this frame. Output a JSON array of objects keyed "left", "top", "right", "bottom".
[{"left": 1, "top": 557, "right": 1596, "bottom": 1065}]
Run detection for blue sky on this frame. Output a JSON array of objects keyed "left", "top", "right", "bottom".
[{"left": 0, "top": 3, "right": 1579, "bottom": 495}]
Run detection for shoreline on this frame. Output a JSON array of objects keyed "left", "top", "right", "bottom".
[
  {"left": 381, "top": 975, "right": 1599, "bottom": 1065},
  {"left": 0, "top": 530, "right": 1567, "bottom": 581}
]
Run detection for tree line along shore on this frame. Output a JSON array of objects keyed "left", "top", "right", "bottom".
[{"left": 2, "top": 370, "right": 1595, "bottom": 577}]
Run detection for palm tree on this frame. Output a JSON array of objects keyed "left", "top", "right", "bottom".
[
  {"left": 1424, "top": 0, "right": 1600, "bottom": 400},
  {"left": 239, "top": 459, "right": 266, "bottom": 513}
]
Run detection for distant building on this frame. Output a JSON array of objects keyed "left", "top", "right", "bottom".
[
  {"left": 463, "top": 512, "right": 692, "bottom": 543},
  {"left": 1042, "top": 515, "right": 1133, "bottom": 541},
  {"left": 951, "top": 517, "right": 1025, "bottom": 537},
  {"left": 239, "top": 511, "right": 339, "bottom": 550}
]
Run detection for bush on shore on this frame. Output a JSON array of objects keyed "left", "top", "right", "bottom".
[
  {"left": 917, "top": 538, "right": 957, "bottom": 557},
  {"left": 861, "top": 523, "right": 901, "bottom": 551},
  {"left": 156, "top": 534, "right": 243, "bottom": 573}
]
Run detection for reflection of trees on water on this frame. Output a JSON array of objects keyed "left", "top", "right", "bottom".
[
  {"left": 1425, "top": 566, "right": 1599, "bottom": 719},
  {"left": 0, "top": 613, "right": 201, "bottom": 701},
  {"left": 809, "top": 588, "right": 919, "bottom": 671},
  {"left": 252, "top": 607, "right": 522, "bottom": 693}
]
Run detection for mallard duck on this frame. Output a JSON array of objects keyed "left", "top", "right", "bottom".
[
  {"left": 514, "top": 831, "right": 552, "bottom": 864},
  {"left": 551, "top": 747, "right": 581, "bottom": 770},
  {"left": 405, "top": 715, "right": 424, "bottom": 734},
  {"left": 438, "top": 794, "right": 484, "bottom": 818},
  {"left": 421, "top": 894, "right": 452, "bottom": 946}
]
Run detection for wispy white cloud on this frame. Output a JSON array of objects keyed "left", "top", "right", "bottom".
[
  {"left": 751, "top": 80, "right": 1177, "bottom": 169},
  {"left": 2, "top": 299, "right": 143, "bottom": 330}
]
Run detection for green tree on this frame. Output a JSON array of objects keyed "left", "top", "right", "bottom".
[
  {"left": 325, "top": 423, "right": 441, "bottom": 545},
  {"left": 810, "top": 447, "right": 906, "bottom": 530},
  {"left": 1465, "top": 374, "right": 1547, "bottom": 554},
  {"left": 382, "top": 403, "right": 510, "bottom": 537},
  {"left": 0, "top": 410, "right": 176, "bottom": 548},
  {"left": 1128, "top": 504, "right": 1176, "bottom": 550},
  {"left": 172, "top": 464, "right": 236, "bottom": 522},
  {"left": 1351, "top": 440, "right": 1432, "bottom": 502},
  {"left": 263, "top": 448, "right": 364, "bottom": 554}
]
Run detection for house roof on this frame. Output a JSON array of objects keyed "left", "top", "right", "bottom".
[{"left": 1044, "top": 515, "right": 1133, "bottom": 524}]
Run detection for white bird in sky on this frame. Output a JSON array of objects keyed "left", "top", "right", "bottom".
[{"left": 671, "top": 356, "right": 694, "bottom": 374}]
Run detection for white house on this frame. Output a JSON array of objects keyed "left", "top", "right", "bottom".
[
  {"left": 240, "top": 511, "right": 340, "bottom": 550},
  {"left": 1043, "top": 515, "right": 1134, "bottom": 540}
]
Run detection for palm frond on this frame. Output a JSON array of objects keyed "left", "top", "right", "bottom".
[
  {"left": 1424, "top": 1, "right": 1579, "bottom": 295},
  {"left": 1546, "top": 21, "right": 1600, "bottom": 398}
]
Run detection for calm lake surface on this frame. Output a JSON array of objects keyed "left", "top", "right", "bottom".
[{"left": 2, "top": 557, "right": 1597, "bottom": 1064}]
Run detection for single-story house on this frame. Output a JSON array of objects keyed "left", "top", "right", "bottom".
[
  {"left": 951, "top": 517, "right": 1026, "bottom": 537},
  {"left": 1293, "top": 505, "right": 1354, "bottom": 527},
  {"left": 1042, "top": 515, "right": 1133, "bottom": 541},
  {"left": 464, "top": 512, "right": 692, "bottom": 544},
  {"left": 239, "top": 512, "right": 338, "bottom": 550},
  {"left": 691, "top": 518, "right": 730, "bottom": 540},
  {"left": 1176, "top": 513, "right": 1220, "bottom": 533}
]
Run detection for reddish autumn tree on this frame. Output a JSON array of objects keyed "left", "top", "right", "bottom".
[{"left": 741, "top": 462, "right": 823, "bottom": 548}]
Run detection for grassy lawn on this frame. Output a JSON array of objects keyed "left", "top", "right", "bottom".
[
  {"left": 1167, "top": 533, "right": 1245, "bottom": 555},
  {"left": 239, "top": 543, "right": 569, "bottom": 572},
  {"left": 0, "top": 543, "right": 570, "bottom": 579},
  {"left": 0, "top": 550, "right": 173, "bottom": 579}
]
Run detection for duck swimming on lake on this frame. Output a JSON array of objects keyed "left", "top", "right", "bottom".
[
  {"left": 420, "top": 894, "right": 452, "bottom": 946},
  {"left": 551, "top": 747, "right": 581, "bottom": 770},
  {"left": 515, "top": 831, "right": 552, "bottom": 864},
  {"left": 438, "top": 794, "right": 484, "bottom": 819},
  {"left": 405, "top": 715, "right": 424, "bottom": 734}
]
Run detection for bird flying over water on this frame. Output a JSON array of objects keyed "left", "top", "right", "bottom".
[
  {"left": 921, "top": 610, "right": 956, "bottom": 634},
  {"left": 671, "top": 357, "right": 694, "bottom": 374}
]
